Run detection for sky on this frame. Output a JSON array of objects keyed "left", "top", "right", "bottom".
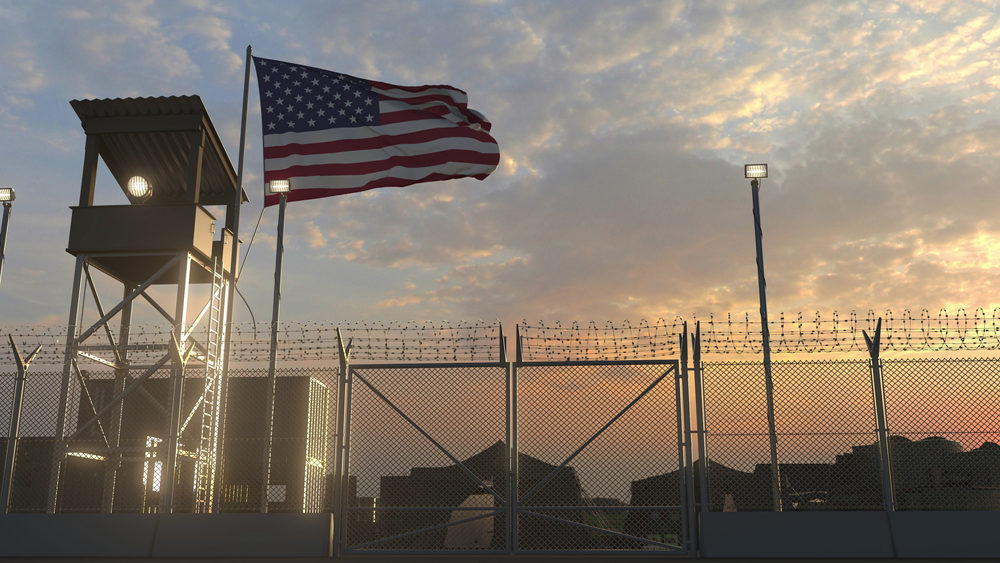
[{"left": 2, "top": 0, "right": 1000, "bottom": 331}]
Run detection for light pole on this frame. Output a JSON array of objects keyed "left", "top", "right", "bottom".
[
  {"left": 0, "top": 187, "right": 15, "bottom": 287},
  {"left": 260, "top": 178, "right": 289, "bottom": 512},
  {"left": 745, "top": 163, "right": 782, "bottom": 511}
]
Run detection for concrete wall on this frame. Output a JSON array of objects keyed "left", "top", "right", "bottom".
[
  {"left": 700, "top": 511, "right": 1000, "bottom": 559},
  {"left": 0, "top": 513, "right": 333, "bottom": 558}
]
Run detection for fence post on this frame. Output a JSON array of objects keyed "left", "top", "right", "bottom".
[
  {"left": 1, "top": 336, "right": 41, "bottom": 515},
  {"left": 692, "top": 321, "right": 710, "bottom": 516},
  {"left": 333, "top": 328, "right": 352, "bottom": 557},
  {"left": 863, "top": 318, "right": 895, "bottom": 512},
  {"left": 679, "top": 323, "right": 697, "bottom": 554}
]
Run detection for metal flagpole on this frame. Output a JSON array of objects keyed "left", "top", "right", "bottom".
[
  {"left": 259, "top": 191, "right": 287, "bottom": 512},
  {"left": 214, "top": 44, "right": 252, "bottom": 512}
]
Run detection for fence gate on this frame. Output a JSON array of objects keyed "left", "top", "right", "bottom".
[
  {"left": 336, "top": 359, "right": 691, "bottom": 555},
  {"left": 513, "top": 360, "right": 691, "bottom": 554},
  {"left": 338, "top": 362, "right": 511, "bottom": 554}
]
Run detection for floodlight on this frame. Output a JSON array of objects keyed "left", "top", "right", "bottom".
[
  {"left": 126, "top": 176, "right": 152, "bottom": 199},
  {"left": 0, "top": 188, "right": 14, "bottom": 202},
  {"left": 744, "top": 164, "right": 768, "bottom": 179},
  {"left": 269, "top": 179, "right": 290, "bottom": 193}
]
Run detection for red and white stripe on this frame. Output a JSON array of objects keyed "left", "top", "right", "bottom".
[{"left": 262, "top": 80, "right": 499, "bottom": 206}]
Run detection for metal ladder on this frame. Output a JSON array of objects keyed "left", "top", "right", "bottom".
[{"left": 194, "top": 258, "right": 228, "bottom": 513}]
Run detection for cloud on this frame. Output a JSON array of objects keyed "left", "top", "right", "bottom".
[{"left": 3, "top": 1, "right": 1000, "bottom": 327}]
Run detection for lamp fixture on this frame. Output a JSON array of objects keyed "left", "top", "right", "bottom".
[
  {"left": 0, "top": 187, "right": 14, "bottom": 202},
  {"left": 269, "top": 179, "right": 290, "bottom": 194},
  {"left": 744, "top": 164, "right": 768, "bottom": 179},
  {"left": 126, "top": 176, "right": 152, "bottom": 199}
]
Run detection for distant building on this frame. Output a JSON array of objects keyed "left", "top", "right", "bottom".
[
  {"left": 1, "top": 375, "right": 327, "bottom": 513},
  {"left": 627, "top": 436, "right": 1000, "bottom": 519},
  {"left": 361, "top": 441, "right": 592, "bottom": 550}
]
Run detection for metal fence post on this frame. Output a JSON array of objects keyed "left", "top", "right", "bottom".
[
  {"left": 1, "top": 337, "right": 41, "bottom": 515},
  {"left": 333, "top": 328, "right": 352, "bottom": 556},
  {"left": 680, "top": 324, "right": 697, "bottom": 554},
  {"left": 863, "top": 318, "right": 895, "bottom": 512},
  {"left": 692, "top": 322, "right": 709, "bottom": 514}
]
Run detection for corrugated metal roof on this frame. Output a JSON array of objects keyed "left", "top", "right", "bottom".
[{"left": 70, "top": 96, "right": 248, "bottom": 206}]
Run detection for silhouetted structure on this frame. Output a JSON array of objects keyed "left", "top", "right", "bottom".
[
  {"left": 356, "top": 441, "right": 591, "bottom": 550},
  {"left": 2, "top": 375, "right": 327, "bottom": 513},
  {"left": 628, "top": 436, "right": 1000, "bottom": 522}
]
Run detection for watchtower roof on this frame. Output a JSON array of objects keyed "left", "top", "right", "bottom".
[{"left": 70, "top": 95, "right": 248, "bottom": 206}]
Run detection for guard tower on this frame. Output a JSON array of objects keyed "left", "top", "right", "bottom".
[{"left": 49, "top": 96, "right": 246, "bottom": 514}]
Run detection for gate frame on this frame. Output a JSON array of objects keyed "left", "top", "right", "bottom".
[
  {"left": 511, "top": 358, "right": 692, "bottom": 555},
  {"left": 335, "top": 361, "right": 511, "bottom": 555}
]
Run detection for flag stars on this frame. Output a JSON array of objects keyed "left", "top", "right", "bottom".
[{"left": 258, "top": 59, "right": 381, "bottom": 133}]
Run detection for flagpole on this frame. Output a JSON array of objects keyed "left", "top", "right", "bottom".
[
  {"left": 214, "top": 44, "right": 252, "bottom": 513},
  {"left": 260, "top": 189, "right": 286, "bottom": 512}
]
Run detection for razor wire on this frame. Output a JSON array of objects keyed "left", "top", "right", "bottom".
[
  {"left": 0, "top": 320, "right": 503, "bottom": 367},
  {"left": 5, "top": 308, "right": 1000, "bottom": 366},
  {"left": 518, "top": 308, "right": 1000, "bottom": 360}
]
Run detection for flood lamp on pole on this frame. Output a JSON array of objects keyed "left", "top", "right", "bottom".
[
  {"left": 0, "top": 187, "right": 15, "bottom": 288},
  {"left": 260, "top": 178, "right": 289, "bottom": 512},
  {"left": 745, "top": 163, "right": 782, "bottom": 511}
]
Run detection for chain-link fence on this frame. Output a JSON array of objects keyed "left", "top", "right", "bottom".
[
  {"left": 700, "top": 357, "right": 1000, "bottom": 513},
  {"left": 514, "top": 361, "right": 688, "bottom": 553},
  {"left": 881, "top": 357, "right": 1000, "bottom": 510},
  {"left": 342, "top": 363, "right": 508, "bottom": 552},
  {"left": 0, "top": 366, "right": 337, "bottom": 515},
  {"left": 4, "top": 321, "right": 1000, "bottom": 544},
  {"left": 700, "top": 359, "right": 880, "bottom": 511}
]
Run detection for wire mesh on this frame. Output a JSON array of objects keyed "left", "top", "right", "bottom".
[
  {"left": 701, "top": 359, "right": 881, "bottom": 511},
  {"left": 0, "top": 366, "right": 336, "bottom": 514},
  {"left": 344, "top": 364, "right": 508, "bottom": 552},
  {"left": 217, "top": 367, "right": 336, "bottom": 514},
  {"left": 881, "top": 358, "right": 1000, "bottom": 510},
  {"left": 514, "top": 361, "right": 685, "bottom": 552}
]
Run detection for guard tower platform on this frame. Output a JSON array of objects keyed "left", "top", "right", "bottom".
[
  {"left": 47, "top": 95, "right": 248, "bottom": 516},
  {"left": 67, "top": 96, "right": 247, "bottom": 284}
]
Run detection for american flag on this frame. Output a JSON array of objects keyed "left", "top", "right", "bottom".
[{"left": 253, "top": 56, "right": 500, "bottom": 205}]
